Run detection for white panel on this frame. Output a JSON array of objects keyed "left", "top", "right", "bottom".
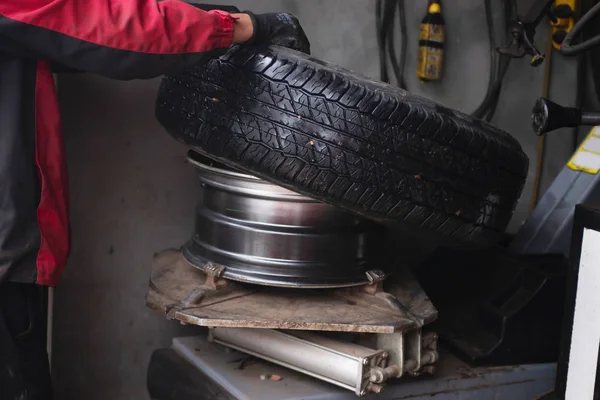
[
  {"left": 565, "top": 228, "right": 600, "bottom": 400},
  {"left": 570, "top": 151, "right": 600, "bottom": 172},
  {"left": 583, "top": 136, "right": 600, "bottom": 153}
]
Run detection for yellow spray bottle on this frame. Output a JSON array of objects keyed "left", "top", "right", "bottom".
[{"left": 416, "top": 0, "right": 445, "bottom": 81}]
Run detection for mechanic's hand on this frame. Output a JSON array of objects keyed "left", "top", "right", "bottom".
[{"left": 245, "top": 12, "right": 311, "bottom": 54}]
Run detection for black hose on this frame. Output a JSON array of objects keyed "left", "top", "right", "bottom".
[
  {"left": 386, "top": 0, "right": 407, "bottom": 89},
  {"left": 472, "top": 0, "right": 501, "bottom": 120},
  {"left": 473, "top": 0, "right": 515, "bottom": 121},
  {"left": 384, "top": 0, "right": 399, "bottom": 84},
  {"left": 376, "top": 0, "right": 407, "bottom": 88},
  {"left": 561, "top": 2, "right": 600, "bottom": 56},
  {"left": 397, "top": 0, "right": 408, "bottom": 89},
  {"left": 375, "top": 0, "right": 389, "bottom": 83},
  {"left": 376, "top": 0, "right": 516, "bottom": 122}
]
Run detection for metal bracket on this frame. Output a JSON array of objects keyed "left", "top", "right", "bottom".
[
  {"left": 497, "top": 0, "right": 554, "bottom": 66},
  {"left": 165, "top": 262, "right": 230, "bottom": 319},
  {"left": 362, "top": 269, "right": 386, "bottom": 295},
  {"left": 374, "top": 330, "right": 439, "bottom": 380},
  {"left": 202, "top": 262, "right": 228, "bottom": 290}
]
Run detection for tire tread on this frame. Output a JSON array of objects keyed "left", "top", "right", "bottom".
[{"left": 156, "top": 45, "right": 529, "bottom": 244}]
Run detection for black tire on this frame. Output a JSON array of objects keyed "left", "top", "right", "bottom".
[{"left": 156, "top": 45, "right": 529, "bottom": 244}]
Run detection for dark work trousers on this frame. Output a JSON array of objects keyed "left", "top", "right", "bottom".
[{"left": 0, "top": 282, "right": 52, "bottom": 400}]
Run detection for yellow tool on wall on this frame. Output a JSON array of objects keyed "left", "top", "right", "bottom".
[
  {"left": 551, "top": 0, "right": 577, "bottom": 49},
  {"left": 416, "top": 0, "right": 445, "bottom": 81}
]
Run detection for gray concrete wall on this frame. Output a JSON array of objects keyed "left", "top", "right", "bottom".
[{"left": 53, "top": 1, "right": 578, "bottom": 398}]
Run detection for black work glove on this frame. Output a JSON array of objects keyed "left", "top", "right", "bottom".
[{"left": 244, "top": 11, "right": 311, "bottom": 54}]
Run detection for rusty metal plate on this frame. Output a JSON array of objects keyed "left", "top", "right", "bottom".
[{"left": 146, "top": 250, "right": 437, "bottom": 334}]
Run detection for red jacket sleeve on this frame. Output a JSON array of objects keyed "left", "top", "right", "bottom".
[{"left": 0, "top": 0, "right": 236, "bottom": 79}]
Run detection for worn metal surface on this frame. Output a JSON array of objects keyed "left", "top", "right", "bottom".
[
  {"left": 166, "top": 335, "right": 556, "bottom": 400},
  {"left": 146, "top": 249, "right": 437, "bottom": 333},
  {"left": 183, "top": 151, "right": 387, "bottom": 289},
  {"left": 209, "top": 328, "right": 388, "bottom": 396}
]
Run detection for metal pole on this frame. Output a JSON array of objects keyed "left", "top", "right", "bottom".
[{"left": 47, "top": 287, "right": 54, "bottom": 372}]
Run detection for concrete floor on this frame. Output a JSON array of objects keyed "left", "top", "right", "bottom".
[{"left": 53, "top": 1, "right": 578, "bottom": 399}]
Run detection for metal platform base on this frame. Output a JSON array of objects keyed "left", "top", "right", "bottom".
[
  {"left": 146, "top": 250, "right": 437, "bottom": 333},
  {"left": 147, "top": 336, "right": 556, "bottom": 400}
]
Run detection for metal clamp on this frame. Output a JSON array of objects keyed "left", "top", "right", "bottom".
[
  {"left": 165, "top": 262, "right": 229, "bottom": 319},
  {"left": 497, "top": 0, "right": 555, "bottom": 67},
  {"left": 202, "top": 262, "right": 227, "bottom": 290},
  {"left": 362, "top": 270, "right": 386, "bottom": 295}
]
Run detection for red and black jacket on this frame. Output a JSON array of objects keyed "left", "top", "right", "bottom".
[{"left": 0, "top": 1, "right": 237, "bottom": 286}]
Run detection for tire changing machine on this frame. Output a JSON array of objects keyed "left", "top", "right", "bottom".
[
  {"left": 144, "top": 151, "right": 556, "bottom": 399},
  {"left": 145, "top": 2, "right": 564, "bottom": 397}
]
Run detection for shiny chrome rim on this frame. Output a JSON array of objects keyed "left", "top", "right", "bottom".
[{"left": 183, "top": 150, "right": 386, "bottom": 289}]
